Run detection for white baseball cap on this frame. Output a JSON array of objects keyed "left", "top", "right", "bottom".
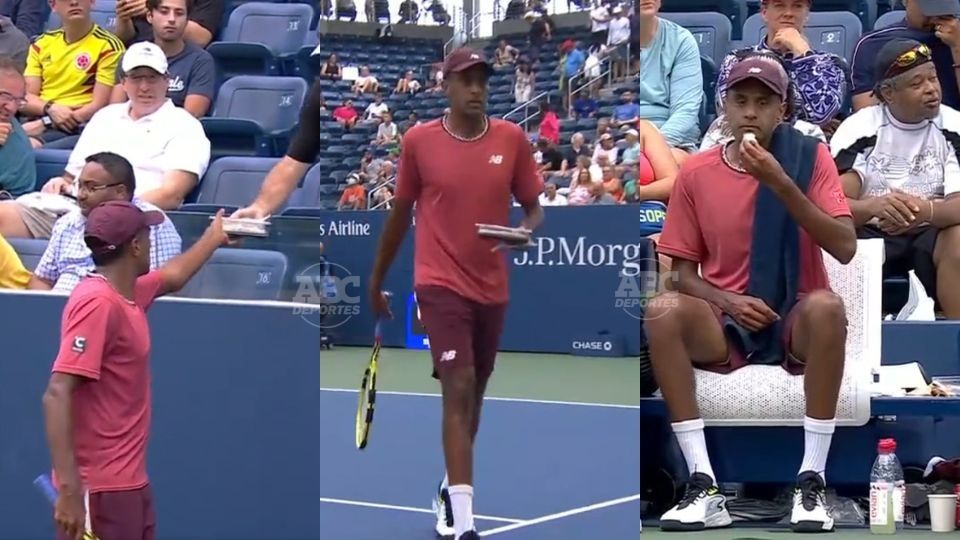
[{"left": 121, "top": 42, "right": 168, "bottom": 75}]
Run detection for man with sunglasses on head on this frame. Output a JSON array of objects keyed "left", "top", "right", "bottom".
[
  {"left": 832, "top": 38, "right": 960, "bottom": 318},
  {"left": 27, "top": 152, "right": 181, "bottom": 292},
  {"left": 851, "top": 0, "right": 960, "bottom": 111}
]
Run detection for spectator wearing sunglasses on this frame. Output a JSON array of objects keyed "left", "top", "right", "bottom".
[
  {"left": 832, "top": 38, "right": 960, "bottom": 318},
  {"left": 851, "top": 0, "right": 960, "bottom": 111}
]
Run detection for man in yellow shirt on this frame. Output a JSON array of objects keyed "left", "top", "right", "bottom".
[
  {"left": 0, "top": 232, "right": 31, "bottom": 289},
  {"left": 20, "top": 0, "right": 124, "bottom": 149}
]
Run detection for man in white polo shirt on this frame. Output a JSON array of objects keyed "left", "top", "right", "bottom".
[{"left": 0, "top": 41, "right": 210, "bottom": 239}]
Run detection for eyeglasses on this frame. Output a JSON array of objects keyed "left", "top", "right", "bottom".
[
  {"left": 884, "top": 44, "right": 933, "bottom": 78},
  {"left": 0, "top": 91, "right": 26, "bottom": 109},
  {"left": 78, "top": 181, "right": 123, "bottom": 193}
]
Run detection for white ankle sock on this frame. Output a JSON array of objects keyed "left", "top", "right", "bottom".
[
  {"left": 672, "top": 418, "right": 716, "bottom": 484},
  {"left": 800, "top": 416, "right": 835, "bottom": 482},
  {"left": 448, "top": 484, "right": 474, "bottom": 538}
]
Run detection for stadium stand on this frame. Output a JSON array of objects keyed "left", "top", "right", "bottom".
[
  {"left": 176, "top": 247, "right": 289, "bottom": 300},
  {"left": 6, "top": 237, "right": 48, "bottom": 271},
  {"left": 742, "top": 10, "right": 863, "bottom": 61},
  {"left": 44, "top": 0, "right": 118, "bottom": 33},
  {"left": 207, "top": 2, "right": 315, "bottom": 79},
  {"left": 180, "top": 156, "right": 282, "bottom": 214}
]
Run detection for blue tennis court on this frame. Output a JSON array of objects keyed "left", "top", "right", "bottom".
[{"left": 318, "top": 388, "right": 641, "bottom": 539}]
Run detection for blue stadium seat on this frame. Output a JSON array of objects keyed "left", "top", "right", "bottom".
[
  {"left": 177, "top": 248, "right": 289, "bottom": 301},
  {"left": 201, "top": 75, "right": 308, "bottom": 159},
  {"left": 742, "top": 11, "right": 862, "bottom": 61},
  {"left": 700, "top": 55, "right": 718, "bottom": 130},
  {"left": 874, "top": 9, "right": 905, "bottom": 29},
  {"left": 659, "top": 12, "right": 733, "bottom": 67},
  {"left": 207, "top": 2, "right": 314, "bottom": 79},
  {"left": 32, "top": 149, "right": 71, "bottom": 191},
  {"left": 8, "top": 238, "right": 48, "bottom": 271},
  {"left": 809, "top": 0, "right": 877, "bottom": 30},
  {"left": 46, "top": 1, "right": 117, "bottom": 32},
  {"left": 284, "top": 162, "right": 326, "bottom": 209},
  {"left": 661, "top": 0, "right": 748, "bottom": 40},
  {"left": 180, "top": 157, "right": 280, "bottom": 214}
]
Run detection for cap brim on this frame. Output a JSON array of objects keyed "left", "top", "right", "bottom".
[
  {"left": 143, "top": 210, "right": 164, "bottom": 227},
  {"left": 122, "top": 63, "right": 166, "bottom": 75},
  {"left": 728, "top": 74, "right": 786, "bottom": 99},
  {"left": 449, "top": 60, "right": 494, "bottom": 75}
]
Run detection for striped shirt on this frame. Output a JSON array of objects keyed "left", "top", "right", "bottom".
[{"left": 35, "top": 198, "right": 181, "bottom": 292}]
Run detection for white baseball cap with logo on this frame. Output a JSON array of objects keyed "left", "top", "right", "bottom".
[{"left": 121, "top": 42, "right": 168, "bottom": 75}]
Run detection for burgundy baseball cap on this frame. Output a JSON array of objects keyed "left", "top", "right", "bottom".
[
  {"left": 442, "top": 47, "right": 493, "bottom": 76},
  {"left": 726, "top": 56, "right": 790, "bottom": 101},
  {"left": 84, "top": 200, "right": 164, "bottom": 255}
]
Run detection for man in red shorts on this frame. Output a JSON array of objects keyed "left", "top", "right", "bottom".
[
  {"left": 42, "top": 198, "right": 232, "bottom": 540},
  {"left": 644, "top": 55, "right": 857, "bottom": 533},
  {"left": 368, "top": 47, "right": 544, "bottom": 540}
]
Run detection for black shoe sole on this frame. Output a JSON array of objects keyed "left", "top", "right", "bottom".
[{"left": 791, "top": 521, "right": 835, "bottom": 533}]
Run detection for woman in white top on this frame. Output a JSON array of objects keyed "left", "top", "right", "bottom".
[{"left": 515, "top": 63, "right": 534, "bottom": 104}]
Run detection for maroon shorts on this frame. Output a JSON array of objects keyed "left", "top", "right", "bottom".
[
  {"left": 414, "top": 285, "right": 507, "bottom": 381},
  {"left": 56, "top": 484, "right": 155, "bottom": 540},
  {"left": 699, "top": 299, "right": 807, "bottom": 376}
]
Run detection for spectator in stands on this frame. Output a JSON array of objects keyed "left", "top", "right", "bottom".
[
  {"left": 567, "top": 167, "right": 595, "bottom": 205},
  {"left": 113, "top": 0, "right": 221, "bottom": 47},
  {"left": 403, "top": 111, "right": 421, "bottom": 132},
  {"left": 647, "top": 56, "right": 855, "bottom": 533},
  {"left": 109, "top": 0, "right": 215, "bottom": 118},
  {"left": 398, "top": 0, "right": 418, "bottom": 23},
  {"left": 376, "top": 159, "right": 396, "bottom": 185},
  {"left": 537, "top": 138, "right": 563, "bottom": 178},
  {"left": 0, "top": 42, "right": 209, "bottom": 239},
  {"left": 319, "top": 54, "right": 342, "bottom": 80},
  {"left": 375, "top": 111, "right": 400, "bottom": 146},
  {"left": 634, "top": 0, "right": 702, "bottom": 164},
  {"left": 716, "top": 0, "right": 847, "bottom": 127},
  {"left": 593, "top": 132, "right": 618, "bottom": 164},
  {"left": 1, "top": 0, "right": 45, "bottom": 39},
  {"left": 561, "top": 41, "right": 585, "bottom": 112},
  {"left": 514, "top": 62, "right": 533, "bottom": 103},
  {"left": 619, "top": 128, "right": 641, "bottom": 174},
  {"left": 538, "top": 101, "right": 559, "bottom": 143},
  {"left": 334, "top": 98, "right": 359, "bottom": 129},
  {"left": 589, "top": 180, "right": 618, "bottom": 204},
  {"left": 30, "top": 152, "right": 180, "bottom": 292},
  {"left": 589, "top": 0, "right": 609, "bottom": 49},
  {"left": 526, "top": 10, "right": 552, "bottom": 62},
  {"left": 630, "top": 120, "right": 679, "bottom": 202},
  {"left": 539, "top": 182, "right": 566, "bottom": 205},
  {"left": 371, "top": 184, "right": 393, "bottom": 209},
  {"left": 612, "top": 90, "right": 640, "bottom": 130},
  {"left": 494, "top": 39, "right": 519, "bottom": 68},
  {"left": 353, "top": 66, "right": 380, "bottom": 95},
  {"left": 0, "top": 16, "right": 28, "bottom": 71},
  {"left": 833, "top": 38, "right": 960, "bottom": 318},
  {"left": 363, "top": 92, "right": 388, "bottom": 123},
  {"left": 0, "top": 231, "right": 29, "bottom": 288},
  {"left": 0, "top": 56, "right": 35, "bottom": 198},
  {"left": 338, "top": 173, "right": 367, "bottom": 210},
  {"left": 572, "top": 91, "right": 598, "bottom": 118},
  {"left": 851, "top": 0, "right": 960, "bottom": 111},
  {"left": 601, "top": 165, "right": 623, "bottom": 201},
  {"left": 394, "top": 70, "right": 421, "bottom": 94},
  {"left": 563, "top": 132, "right": 591, "bottom": 173},
  {"left": 21, "top": 0, "right": 124, "bottom": 149},
  {"left": 606, "top": 6, "right": 630, "bottom": 80},
  {"left": 426, "top": 62, "right": 443, "bottom": 92}
]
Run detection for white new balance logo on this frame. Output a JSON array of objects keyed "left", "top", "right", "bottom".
[
  {"left": 440, "top": 350, "right": 457, "bottom": 362},
  {"left": 489, "top": 155, "right": 503, "bottom": 165}
]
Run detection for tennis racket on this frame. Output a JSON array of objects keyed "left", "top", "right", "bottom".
[
  {"left": 355, "top": 318, "right": 383, "bottom": 450},
  {"left": 34, "top": 474, "right": 100, "bottom": 540}
]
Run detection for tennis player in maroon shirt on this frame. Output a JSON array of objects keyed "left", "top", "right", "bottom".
[
  {"left": 43, "top": 200, "right": 233, "bottom": 540},
  {"left": 369, "top": 47, "right": 544, "bottom": 540}
]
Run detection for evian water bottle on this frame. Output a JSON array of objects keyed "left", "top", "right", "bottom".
[{"left": 870, "top": 438, "right": 905, "bottom": 534}]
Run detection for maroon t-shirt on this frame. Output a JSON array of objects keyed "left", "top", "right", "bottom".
[
  {"left": 395, "top": 118, "right": 543, "bottom": 304},
  {"left": 51, "top": 271, "right": 164, "bottom": 493},
  {"left": 658, "top": 143, "right": 852, "bottom": 297}
]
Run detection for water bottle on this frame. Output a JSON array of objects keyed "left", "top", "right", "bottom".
[{"left": 870, "top": 438, "right": 905, "bottom": 534}]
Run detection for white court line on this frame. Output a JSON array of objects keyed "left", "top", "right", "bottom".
[
  {"left": 480, "top": 494, "right": 642, "bottom": 536},
  {"left": 319, "top": 387, "right": 641, "bottom": 410},
  {"left": 318, "top": 497, "right": 523, "bottom": 524}
]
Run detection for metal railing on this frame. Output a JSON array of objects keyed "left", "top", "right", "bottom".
[
  {"left": 503, "top": 89, "right": 552, "bottom": 132},
  {"left": 566, "top": 54, "right": 611, "bottom": 116},
  {"left": 368, "top": 178, "right": 396, "bottom": 209}
]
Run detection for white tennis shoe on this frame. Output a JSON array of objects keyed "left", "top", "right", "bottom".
[{"left": 433, "top": 482, "right": 455, "bottom": 538}]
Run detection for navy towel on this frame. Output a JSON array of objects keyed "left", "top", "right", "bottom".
[{"left": 723, "top": 124, "right": 820, "bottom": 366}]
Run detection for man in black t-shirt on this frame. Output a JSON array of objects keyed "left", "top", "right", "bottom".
[{"left": 537, "top": 138, "right": 564, "bottom": 182}]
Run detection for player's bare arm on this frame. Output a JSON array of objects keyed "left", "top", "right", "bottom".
[
  {"left": 156, "top": 210, "right": 233, "bottom": 296},
  {"left": 369, "top": 197, "right": 415, "bottom": 317},
  {"left": 42, "top": 372, "right": 88, "bottom": 540},
  {"left": 673, "top": 258, "right": 779, "bottom": 332},
  {"left": 740, "top": 140, "right": 856, "bottom": 263}
]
